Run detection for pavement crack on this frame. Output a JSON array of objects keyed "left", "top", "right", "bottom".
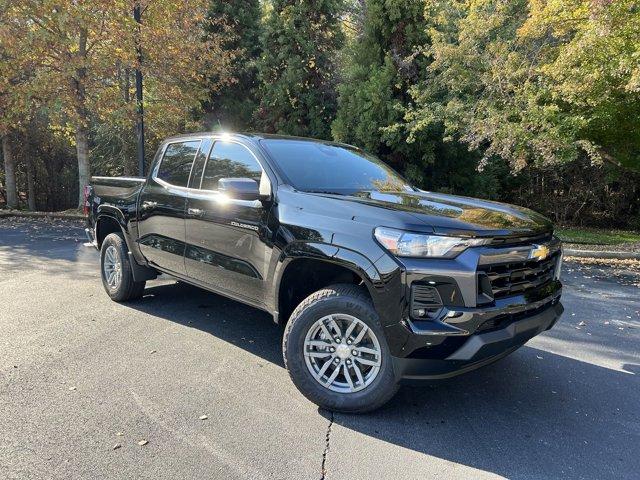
[{"left": 320, "top": 410, "right": 334, "bottom": 480}]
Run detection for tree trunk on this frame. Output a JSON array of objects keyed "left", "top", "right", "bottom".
[
  {"left": 25, "top": 152, "right": 36, "bottom": 211},
  {"left": 72, "top": 27, "right": 91, "bottom": 208},
  {"left": 122, "top": 67, "right": 134, "bottom": 177},
  {"left": 76, "top": 125, "right": 90, "bottom": 207},
  {"left": 2, "top": 134, "right": 18, "bottom": 209}
]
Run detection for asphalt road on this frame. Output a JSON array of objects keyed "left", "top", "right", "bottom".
[{"left": 1, "top": 218, "right": 638, "bottom": 480}]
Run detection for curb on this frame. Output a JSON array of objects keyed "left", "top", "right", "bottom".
[
  {"left": 564, "top": 248, "right": 640, "bottom": 260},
  {"left": 0, "top": 210, "right": 86, "bottom": 221}
]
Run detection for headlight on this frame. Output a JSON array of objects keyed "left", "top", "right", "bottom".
[{"left": 374, "top": 227, "right": 489, "bottom": 258}]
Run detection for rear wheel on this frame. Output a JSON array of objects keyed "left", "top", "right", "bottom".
[
  {"left": 283, "top": 284, "right": 399, "bottom": 413},
  {"left": 100, "top": 232, "right": 145, "bottom": 302}
]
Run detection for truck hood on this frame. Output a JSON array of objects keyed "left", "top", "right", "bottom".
[{"left": 307, "top": 189, "right": 553, "bottom": 237}]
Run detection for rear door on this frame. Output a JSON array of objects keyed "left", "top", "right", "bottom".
[
  {"left": 137, "top": 139, "right": 202, "bottom": 275},
  {"left": 184, "top": 140, "right": 272, "bottom": 306}
]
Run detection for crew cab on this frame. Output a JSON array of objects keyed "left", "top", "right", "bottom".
[{"left": 85, "top": 132, "right": 564, "bottom": 412}]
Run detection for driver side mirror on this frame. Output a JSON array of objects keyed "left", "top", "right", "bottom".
[{"left": 218, "top": 177, "right": 262, "bottom": 201}]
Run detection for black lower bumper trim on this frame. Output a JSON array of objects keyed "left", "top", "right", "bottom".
[{"left": 392, "top": 302, "right": 563, "bottom": 381}]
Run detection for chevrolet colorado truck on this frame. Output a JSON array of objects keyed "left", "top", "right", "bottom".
[{"left": 85, "top": 132, "right": 564, "bottom": 412}]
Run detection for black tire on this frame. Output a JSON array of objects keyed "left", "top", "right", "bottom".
[
  {"left": 100, "top": 232, "right": 146, "bottom": 302},
  {"left": 283, "top": 284, "right": 399, "bottom": 413}
]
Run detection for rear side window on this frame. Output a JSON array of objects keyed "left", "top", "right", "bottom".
[
  {"left": 156, "top": 140, "right": 201, "bottom": 187},
  {"left": 200, "top": 141, "right": 262, "bottom": 190}
]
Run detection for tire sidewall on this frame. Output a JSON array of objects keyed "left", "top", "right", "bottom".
[{"left": 284, "top": 290, "right": 397, "bottom": 412}]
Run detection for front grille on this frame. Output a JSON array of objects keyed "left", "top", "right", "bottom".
[
  {"left": 489, "top": 232, "right": 552, "bottom": 247},
  {"left": 478, "top": 252, "right": 558, "bottom": 299}
]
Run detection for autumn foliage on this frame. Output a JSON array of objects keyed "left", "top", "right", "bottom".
[{"left": 0, "top": 0, "right": 639, "bottom": 227}]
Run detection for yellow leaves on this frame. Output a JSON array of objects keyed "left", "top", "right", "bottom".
[
  {"left": 49, "top": 123, "right": 76, "bottom": 144},
  {"left": 516, "top": 0, "right": 640, "bottom": 110},
  {"left": 518, "top": 0, "right": 591, "bottom": 39},
  {"left": 0, "top": 0, "right": 234, "bottom": 136}
]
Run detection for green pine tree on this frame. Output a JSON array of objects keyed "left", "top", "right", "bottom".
[
  {"left": 255, "top": 0, "right": 345, "bottom": 139},
  {"left": 332, "top": 0, "right": 435, "bottom": 182},
  {"left": 204, "top": 0, "right": 262, "bottom": 131},
  {"left": 333, "top": 0, "right": 488, "bottom": 194}
]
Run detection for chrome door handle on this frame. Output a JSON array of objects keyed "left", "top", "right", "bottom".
[
  {"left": 188, "top": 207, "right": 204, "bottom": 217},
  {"left": 142, "top": 201, "right": 157, "bottom": 210}
]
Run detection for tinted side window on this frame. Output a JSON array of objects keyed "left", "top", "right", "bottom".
[
  {"left": 157, "top": 141, "right": 200, "bottom": 187},
  {"left": 200, "top": 142, "right": 262, "bottom": 190}
]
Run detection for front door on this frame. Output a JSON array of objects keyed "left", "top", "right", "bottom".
[
  {"left": 137, "top": 139, "right": 202, "bottom": 275},
  {"left": 184, "top": 140, "right": 272, "bottom": 307}
]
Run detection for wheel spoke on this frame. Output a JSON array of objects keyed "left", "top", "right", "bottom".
[
  {"left": 354, "top": 346, "right": 379, "bottom": 356},
  {"left": 307, "top": 340, "right": 332, "bottom": 349},
  {"left": 314, "top": 358, "right": 333, "bottom": 381},
  {"left": 355, "top": 356, "right": 381, "bottom": 367},
  {"left": 319, "top": 321, "right": 333, "bottom": 340},
  {"left": 352, "top": 362, "right": 365, "bottom": 387},
  {"left": 352, "top": 324, "right": 368, "bottom": 344},
  {"left": 327, "top": 316, "right": 342, "bottom": 338},
  {"left": 343, "top": 319, "right": 357, "bottom": 341},
  {"left": 305, "top": 351, "right": 332, "bottom": 358},
  {"left": 324, "top": 362, "right": 342, "bottom": 386},
  {"left": 343, "top": 364, "right": 355, "bottom": 391}
]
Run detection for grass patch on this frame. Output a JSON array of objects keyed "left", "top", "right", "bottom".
[{"left": 556, "top": 227, "right": 640, "bottom": 245}]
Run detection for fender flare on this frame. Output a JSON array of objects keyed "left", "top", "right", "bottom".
[
  {"left": 271, "top": 241, "right": 383, "bottom": 322},
  {"left": 95, "top": 207, "right": 157, "bottom": 282},
  {"left": 95, "top": 205, "right": 130, "bottom": 248}
]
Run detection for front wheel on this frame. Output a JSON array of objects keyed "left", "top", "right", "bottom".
[
  {"left": 100, "top": 232, "right": 145, "bottom": 302},
  {"left": 283, "top": 284, "right": 399, "bottom": 413}
]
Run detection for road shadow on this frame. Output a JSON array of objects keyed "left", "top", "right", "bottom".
[
  {"left": 326, "top": 350, "right": 639, "bottom": 479},
  {"left": 127, "top": 280, "right": 638, "bottom": 480},
  {"left": 0, "top": 218, "right": 95, "bottom": 277},
  {"left": 129, "top": 280, "right": 284, "bottom": 366}
]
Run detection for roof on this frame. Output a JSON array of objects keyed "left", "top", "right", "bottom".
[{"left": 163, "top": 131, "right": 357, "bottom": 149}]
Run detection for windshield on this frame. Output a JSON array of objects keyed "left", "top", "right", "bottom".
[{"left": 260, "top": 139, "right": 414, "bottom": 195}]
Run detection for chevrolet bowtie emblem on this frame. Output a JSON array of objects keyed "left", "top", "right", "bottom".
[{"left": 530, "top": 244, "right": 550, "bottom": 261}]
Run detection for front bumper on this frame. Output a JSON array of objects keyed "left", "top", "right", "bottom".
[
  {"left": 392, "top": 300, "right": 563, "bottom": 381},
  {"left": 368, "top": 237, "right": 564, "bottom": 380}
]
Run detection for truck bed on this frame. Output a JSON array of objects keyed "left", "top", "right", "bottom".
[{"left": 90, "top": 176, "right": 145, "bottom": 199}]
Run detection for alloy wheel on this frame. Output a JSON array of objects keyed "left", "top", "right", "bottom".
[
  {"left": 303, "top": 313, "right": 382, "bottom": 393},
  {"left": 103, "top": 245, "right": 122, "bottom": 289}
]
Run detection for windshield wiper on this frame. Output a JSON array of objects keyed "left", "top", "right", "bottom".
[{"left": 304, "top": 189, "right": 346, "bottom": 195}]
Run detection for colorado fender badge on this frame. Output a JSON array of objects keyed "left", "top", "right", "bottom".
[{"left": 230, "top": 221, "right": 259, "bottom": 232}]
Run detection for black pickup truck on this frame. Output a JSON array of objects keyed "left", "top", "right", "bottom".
[{"left": 85, "top": 132, "right": 563, "bottom": 412}]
